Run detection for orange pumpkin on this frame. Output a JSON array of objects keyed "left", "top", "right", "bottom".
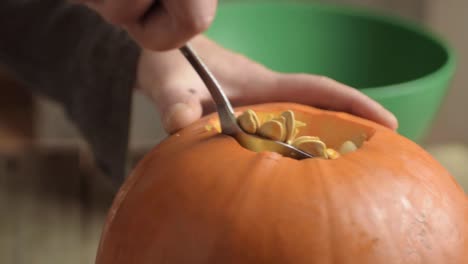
[{"left": 95, "top": 103, "right": 468, "bottom": 264}]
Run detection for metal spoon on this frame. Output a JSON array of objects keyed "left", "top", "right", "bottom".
[{"left": 179, "top": 44, "right": 313, "bottom": 159}]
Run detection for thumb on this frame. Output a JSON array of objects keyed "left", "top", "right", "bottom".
[
  {"left": 136, "top": 49, "right": 205, "bottom": 134},
  {"left": 148, "top": 87, "right": 203, "bottom": 134}
]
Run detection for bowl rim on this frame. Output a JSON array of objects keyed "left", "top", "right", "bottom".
[{"left": 212, "top": 1, "right": 457, "bottom": 94}]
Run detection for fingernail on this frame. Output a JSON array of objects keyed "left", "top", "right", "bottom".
[{"left": 164, "top": 103, "right": 193, "bottom": 133}]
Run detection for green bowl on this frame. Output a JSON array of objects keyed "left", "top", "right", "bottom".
[{"left": 206, "top": 1, "right": 456, "bottom": 142}]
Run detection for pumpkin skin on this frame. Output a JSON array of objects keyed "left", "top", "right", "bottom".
[{"left": 95, "top": 103, "right": 468, "bottom": 264}]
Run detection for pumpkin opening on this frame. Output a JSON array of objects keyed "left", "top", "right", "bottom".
[{"left": 209, "top": 108, "right": 377, "bottom": 159}]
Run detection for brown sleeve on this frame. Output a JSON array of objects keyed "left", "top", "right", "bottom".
[{"left": 0, "top": 0, "right": 142, "bottom": 184}]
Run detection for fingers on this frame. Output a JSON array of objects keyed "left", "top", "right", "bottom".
[
  {"left": 170, "top": 36, "right": 398, "bottom": 131},
  {"left": 136, "top": 35, "right": 398, "bottom": 134},
  {"left": 222, "top": 62, "right": 398, "bottom": 130},
  {"left": 126, "top": 0, "right": 218, "bottom": 50},
  {"left": 187, "top": 36, "right": 277, "bottom": 107},
  {"left": 81, "top": 0, "right": 217, "bottom": 51},
  {"left": 264, "top": 74, "right": 399, "bottom": 130},
  {"left": 148, "top": 82, "right": 204, "bottom": 133},
  {"left": 137, "top": 49, "right": 206, "bottom": 133},
  {"left": 191, "top": 37, "right": 399, "bottom": 130}
]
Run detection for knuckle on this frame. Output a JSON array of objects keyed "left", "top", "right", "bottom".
[
  {"left": 96, "top": 3, "right": 137, "bottom": 25},
  {"left": 179, "top": 14, "right": 214, "bottom": 34}
]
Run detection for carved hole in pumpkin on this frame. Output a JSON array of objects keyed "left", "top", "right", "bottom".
[
  {"left": 291, "top": 111, "right": 376, "bottom": 150},
  {"left": 207, "top": 109, "right": 376, "bottom": 158}
]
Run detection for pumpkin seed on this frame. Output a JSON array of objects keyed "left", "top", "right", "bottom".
[
  {"left": 286, "top": 128, "right": 299, "bottom": 145},
  {"left": 258, "top": 119, "right": 286, "bottom": 141},
  {"left": 351, "top": 133, "right": 367, "bottom": 147},
  {"left": 292, "top": 136, "right": 320, "bottom": 145},
  {"left": 282, "top": 110, "right": 309, "bottom": 144},
  {"left": 292, "top": 125, "right": 306, "bottom": 144},
  {"left": 339, "top": 140, "right": 358, "bottom": 154},
  {"left": 261, "top": 113, "right": 276, "bottom": 124},
  {"left": 292, "top": 136, "right": 328, "bottom": 158},
  {"left": 281, "top": 110, "right": 296, "bottom": 144},
  {"left": 295, "top": 120, "right": 306, "bottom": 128},
  {"left": 326, "top": 148, "right": 340, "bottom": 159},
  {"left": 273, "top": 116, "right": 287, "bottom": 128},
  {"left": 238, "top": 109, "right": 260, "bottom": 134},
  {"left": 236, "top": 109, "right": 362, "bottom": 159}
]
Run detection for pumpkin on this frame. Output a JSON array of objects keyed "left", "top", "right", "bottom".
[{"left": 95, "top": 103, "right": 468, "bottom": 264}]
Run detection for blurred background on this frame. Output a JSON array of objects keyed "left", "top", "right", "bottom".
[{"left": 0, "top": 0, "right": 467, "bottom": 263}]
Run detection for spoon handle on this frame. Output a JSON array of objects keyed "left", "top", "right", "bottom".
[{"left": 179, "top": 44, "right": 240, "bottom": 135}]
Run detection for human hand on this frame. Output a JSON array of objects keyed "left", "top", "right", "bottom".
[
  {"left": 79, "top": 0, "right": 217, "bottom": 50},
  {"left": 136, "top": 35, "right": 398, "bottom": 133}
]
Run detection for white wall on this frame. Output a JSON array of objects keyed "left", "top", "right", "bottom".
[{"left": 424, "top": 0, "right": 468, "bottom": 145}]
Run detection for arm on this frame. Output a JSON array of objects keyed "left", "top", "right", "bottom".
[{"left": 0, "top": 0, "right": 141, "bottom": 184}]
